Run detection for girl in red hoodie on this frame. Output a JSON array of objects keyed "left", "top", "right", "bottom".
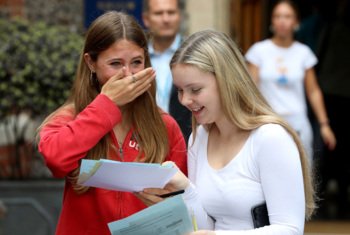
[{"left": 37, "top": 11, "right": 187, "bottom": 235}]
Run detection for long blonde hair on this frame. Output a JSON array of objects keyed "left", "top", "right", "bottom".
[
  {"left": 170, "top": 29, "right": 316, "bottom": 220},
  {"left": 37, "top": 11, "right": 169, "bottom": 193}
]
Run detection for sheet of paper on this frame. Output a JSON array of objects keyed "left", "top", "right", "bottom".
[
  {"left": 77, "top": 159, "right": 101, "bottom": 184},
  {"left": 108, "top": 195, "right": 194, "bottom": 235},
  {"left": 78, "top": 159, "right": 178, "bottom": 192}
]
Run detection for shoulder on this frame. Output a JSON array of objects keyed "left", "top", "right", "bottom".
[
  {"left": 252, "top": 123, "right": 293, "bottom": 146},
  {"left": 293, "top": 41, "right": 317, "bottom": 67},
  {"left": 251, "top": 123, "right": 298, "bottom": 159},
  {"left": 245, "top": 39, "right": 272, "bottom": 63},
  {"left": 253, "top": 123, "right": 289, "bottom": 138},
  {"left": 255, "top": 123, "right": 286, "bottom": 134},
  {"left": 293, "top": 41, "right": 314, "bottom": 54},
  {"left": 46, "top": 104, "right": 75, "bottom": 124},
  {"left": 249, "top": 39, "right": 272, "bottom": 51}
]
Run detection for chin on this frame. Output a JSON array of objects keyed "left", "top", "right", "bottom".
[
  {"left": 195, "top": 118, "right": 209, "bottom": 125},
  {"left": 159, "top": 32, "right": 176, "bottom": 39}
]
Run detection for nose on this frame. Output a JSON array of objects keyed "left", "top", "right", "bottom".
[
  {"left": 124, "top": 66, "right": 132, "bottom": 76},
  {"left": 179, "top": 91, "right": 193, "bottom": 106},
  {"left": 162, "top": 12, "right": 170, "bottom": 22}
]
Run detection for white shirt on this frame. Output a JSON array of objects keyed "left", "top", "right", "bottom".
[
  {"left": 149, "top": 34, "right": 181, "bottom": 112},
  {"left": 182, "top": 124, "right": 306, "bottom": 235},
  {"left": 245, "top": 39, "right": 317, "bottom": 116}
]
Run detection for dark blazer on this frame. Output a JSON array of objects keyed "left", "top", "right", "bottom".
[{"left": 169, "top": 85, "right": 192, "bottom": 144}]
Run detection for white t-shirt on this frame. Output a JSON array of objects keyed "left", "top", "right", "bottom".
[
  {"left": 245, "top": 39, "right": 317, "bottom": 116},
  {"left": 182, "top": 124, "right": 306, "bottom": 235}
]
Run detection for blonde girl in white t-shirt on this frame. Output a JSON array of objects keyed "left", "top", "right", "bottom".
[{"left": 137, "top": 29, "right": 316, "bottom": 235}]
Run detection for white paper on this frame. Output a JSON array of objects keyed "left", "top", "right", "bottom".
[{"left": 78, "top": 159, "right": 178, "bottom": 192}]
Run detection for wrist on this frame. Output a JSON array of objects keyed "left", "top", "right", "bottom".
[
  {"left": 181, "top": 178, "right": 190, "bottom": 190},
  {"left": 319, "top": 120, "right": 330, "bottom": 127}
]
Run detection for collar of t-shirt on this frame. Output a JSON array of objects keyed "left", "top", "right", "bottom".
[{"left": 148, "top": 34, "right": 181, "bottom": 56}]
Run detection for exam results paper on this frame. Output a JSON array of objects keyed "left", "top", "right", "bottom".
[{"left": 108, "top": 195, "right": 194, "bottom": 235}]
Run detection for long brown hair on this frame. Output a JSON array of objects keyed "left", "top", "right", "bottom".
[
  {"left": 38, "top": 11, "right": 169, "bottom": 193},
  {"left": 170, "top": 29, "right": 316, "bottom": 220}
]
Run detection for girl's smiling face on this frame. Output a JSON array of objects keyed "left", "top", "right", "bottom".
[
  {"left": 85, "top": 39, "right": 145, "bottom": 85},
  {"left": 171, "top": 64, "right": 222, "bottom": 125}
]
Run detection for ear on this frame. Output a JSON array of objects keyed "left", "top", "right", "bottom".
[
  {"left": 83, "top": 53, "right": 95, "bottom": 72},
  {"left": 142, "top": 12, "right": 150, "bottom": 28},
  {"left": 294, "top": 23, "right": 300, "bottom": 32}
]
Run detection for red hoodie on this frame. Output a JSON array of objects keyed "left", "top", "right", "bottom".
[{"left": 39, "top": 94, "right": 188, "bottom": 235}]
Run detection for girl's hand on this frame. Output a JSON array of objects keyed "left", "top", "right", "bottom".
[
  {"left": 134, "top": 188, "right": 169, "bottom": 207},
  {"left": 163, "top": 161, "right": 190, "bottom": 191},
  {"left": 101, "top": 67, "right": 155, "bottom": 106},
  {"left": 134, "top": 161, "right": 189, "bottom": 206},
  {"left": 320, "top": 124, "right": 336, "bottom": 151}
]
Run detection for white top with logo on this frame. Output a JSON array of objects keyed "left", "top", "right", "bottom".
[{"left": 245, "top": 39, "right": 317, "bottom": 116}]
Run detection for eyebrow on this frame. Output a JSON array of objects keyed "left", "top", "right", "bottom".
[
  {"left": 184, "top": 83, "right": 200, "bottom": 88},
  {"left": 175, "top": 83, "right": 201, "bottom": 89},
  {"left": 106, "top": 55, "right": 144, "bottom": 63}
]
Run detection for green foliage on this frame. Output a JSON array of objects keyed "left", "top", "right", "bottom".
[{"left": 0, "top": 18, "right": 83, "bottom": 119}]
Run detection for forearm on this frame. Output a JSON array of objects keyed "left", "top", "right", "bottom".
[
  {"left": 182, "top": 182, "right": 215, "bottom": 230},
  {"left": 307, "top": 88, "right": 329, "bottom": 126},
  {"left": 305, "top": 68, "right": 329, "bottom": 126},
  {"left": 215, "top": 224, "right": 302, "bottom": 235},
  {"left": 39, "top": 94, "right": 121, "bottom": 177}
]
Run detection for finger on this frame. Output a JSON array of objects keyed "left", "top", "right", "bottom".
[
  {"left": 110, "top": 67, "right": 128, "bottom": 82},
  {"left": 162, "top": 161, "right": 180, "bottom": 170},
  {"left": 133, "top": 67, "right": 154, "bottom": 81},
  {"left": 132, "top": 72, "right": 155, "bottom": 93},
  {"left": 162, "top": 161, "right": 175, "bottom": 167},
  {"left": 131, "top": 83, "right": 152, "bottom": 99},
  {"left": 143, "top": 188, "right": 170, "bottom": 196},
  {"left": 138, "top": 191, "right": 164, "bottom": 205},
  {"left": 164, "top": 184, "right": 178, "bottom": 192},
  {"left": 133, "top": 192, "right": 151, "bottom": 206},
  {"left": 129, "top": 69, "right": 154, "bottom": 85}
]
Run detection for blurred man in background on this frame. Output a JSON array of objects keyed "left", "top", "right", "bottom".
[{"left": 143, "top": 0, "right": 191, "bottom": 142}]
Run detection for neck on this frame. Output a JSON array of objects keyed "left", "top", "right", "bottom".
[
  {"left": 271, "top": 35, "right": 294, "bottom": 48},
  {"left": 211, "top": 117, "right": 241, "bottom": 139},
  {"left": 113, "top": 110, "right": 131, "bottom": 145},
  {"left": 152, "top": 35, "right": 176, "bottom": 53},
  {"left": 116, "top": 109, "right": 131, "bottom": 129}
]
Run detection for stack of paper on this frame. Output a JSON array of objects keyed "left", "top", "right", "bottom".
[
  {"left": 77, "top": 159, "right": 178, "bottom": 192},
  {"left": 108, "top": 195, "right": 194, "bottom": 235}
]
